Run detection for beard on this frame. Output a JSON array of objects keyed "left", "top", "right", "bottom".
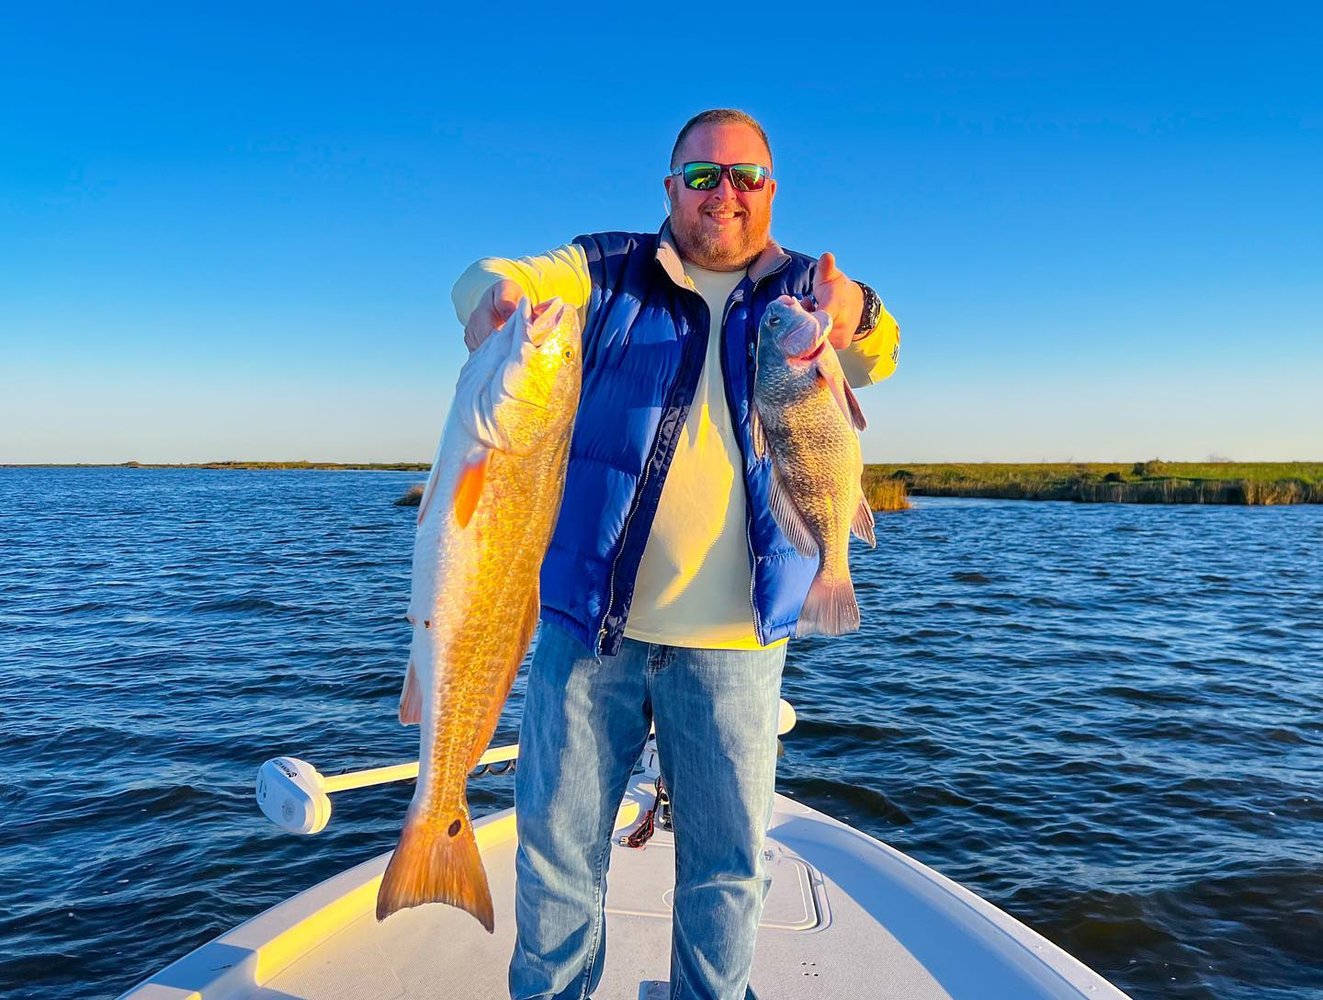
[{"left": 670, "top": 199, "right": 772, "bottom": 271}]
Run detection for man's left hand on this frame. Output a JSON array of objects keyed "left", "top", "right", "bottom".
[{"left": 804, "top": 252, "right": 864, "bottom": 350}]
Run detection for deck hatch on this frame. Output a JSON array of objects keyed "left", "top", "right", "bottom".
[{"left": 605, "top": 839, "right": 821, "bottom": 931}]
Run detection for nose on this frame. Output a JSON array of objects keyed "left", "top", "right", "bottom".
[{"left": 705, "top": 170, "right": 738, "bottom": 198}]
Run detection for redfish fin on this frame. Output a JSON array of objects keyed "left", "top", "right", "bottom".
[
  {"left": 797, "top": 573, "right": 861, "bottom": 637},
  {"left": 416, "top": 475, "right": 438, "bottom": 525},
  {"left": 376, "top": 815, "right": 494, "bottom": 932},
  {"left": 398, "top": 659, "right": 421, "bottom": 726},
  {"left": 768, "top": 464, "right": 818, "bottom": 558},
  {"left": 453, "top": 451, "right": 490, "bottom": 528},
  {"left": 852, "top": 493, "right": 877, "bottom": 548},
  {"left": 817, "top": 369, "right": 867, "bottom": 431}
]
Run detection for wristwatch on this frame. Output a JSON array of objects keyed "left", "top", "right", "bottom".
[{"left": 853, "top": 282, "right": 883, "bottom": 341}]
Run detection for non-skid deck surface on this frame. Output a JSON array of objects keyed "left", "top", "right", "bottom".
[{"left": 256, "top": 819, "right": 954, "bottom": 1000}]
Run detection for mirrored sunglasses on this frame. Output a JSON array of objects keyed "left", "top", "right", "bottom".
[{"left": 672, "top": 161, "right": 771, "bottom": 192}]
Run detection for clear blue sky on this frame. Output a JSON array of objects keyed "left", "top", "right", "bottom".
[{"left": 3, "top": 3, "right": 1319, "bottom": 463}]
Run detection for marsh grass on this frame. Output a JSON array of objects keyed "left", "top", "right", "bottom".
[
  {"left": 866, "top": 463, "right": 1323, "bottom": 505},
  {"left": 863, "top": 478, "right": 910, "bottom": 511},
  {"left": 190, "top": 460, "right": 432, "bottom": 471},
  {"left": 394, "top": 483, "right": 425, "bottom": 506}
]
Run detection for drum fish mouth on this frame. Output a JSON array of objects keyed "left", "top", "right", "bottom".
[
  {"left": 796, "top": 337, "right": 829, "bottom": 362},
  {"left": 784, "top": 325, "right": 830, "bottom": 363},
  {"left": 763, "top": 295, "right": 831, "bottom": 362}
]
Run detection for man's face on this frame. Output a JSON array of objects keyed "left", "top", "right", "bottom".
[{"left": 665, "top": 123, "right": 776, "bottom": 271}]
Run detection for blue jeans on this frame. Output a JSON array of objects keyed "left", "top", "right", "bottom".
[{"left": 509, "top": 622, "right": 787, "bottom": 1000}]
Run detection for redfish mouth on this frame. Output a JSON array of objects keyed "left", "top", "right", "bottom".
[
  {"left": 526, "top": 300, "right": 568, "bottom": 346},
  {"left": 512, "top": 397, "right": 548, "bottom": 411}
]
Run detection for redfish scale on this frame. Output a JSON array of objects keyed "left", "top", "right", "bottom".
[{"left": 417, "top": 451, "right": 562, "bottom": 823}]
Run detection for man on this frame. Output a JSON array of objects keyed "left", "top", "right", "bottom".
[{"left": 452, "top": 109, "right": 900, "bottom": 1000}]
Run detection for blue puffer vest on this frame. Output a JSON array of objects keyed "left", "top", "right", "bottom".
[{"left": 540, "top": 224, "right": 820, "bottom": 656}]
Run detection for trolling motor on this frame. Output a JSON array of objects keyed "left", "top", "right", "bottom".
[
  {"left": 256, "top": 700, "right": 796, "bottom": 836},
  {"left": 255, "top": 743, "right": 519, "bottom": 835}
]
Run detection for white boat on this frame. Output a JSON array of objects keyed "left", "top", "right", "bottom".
[{"left": 118, "top": 702, "right": 1133, "bottom": 1000}]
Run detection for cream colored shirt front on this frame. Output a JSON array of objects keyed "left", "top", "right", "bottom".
[{"left": 622, "top": 263, "right": 771, "bottom": 649}]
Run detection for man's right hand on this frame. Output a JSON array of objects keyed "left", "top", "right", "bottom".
[{"left": 464, "top": 279, "right": 524, "bottom": 352}]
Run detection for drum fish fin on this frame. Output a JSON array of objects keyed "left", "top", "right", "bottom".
[
  {"left": 768, "top": 463, "right": 819, "bottom": 558},
  {"left": 851, "top": 493, "right": 877, "bottom": 548},
  {"left": 816, "top": 368, "right": 867, "bottom": 431},
  {"left": 751, "top": 407, "right": 769, "bottom": 460},
  {"left": 797, "top": 572, "right": 861, "bottom": 637}
]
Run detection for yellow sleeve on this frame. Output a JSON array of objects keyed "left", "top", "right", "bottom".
[
  {"left": 451, "top": 242, "right": 592, "bottom": 328},
  {"left": 837, "top": 298, "right": 900, "bottom": 389}
]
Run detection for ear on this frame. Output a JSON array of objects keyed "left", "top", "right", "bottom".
[{"left": 766, "top": 176, "right": 777, "bottom": 206}]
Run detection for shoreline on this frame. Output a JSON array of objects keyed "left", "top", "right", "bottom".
[
  {"left": 7, "top": 461, "right": 1322, "bottom": 505},
  {"left": 1, "top": 461, "right": 432, "bottom": 471}
]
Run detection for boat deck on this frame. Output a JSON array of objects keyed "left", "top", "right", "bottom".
[{"left": 123, "top": 772, "right": 1131, "bottom": 1000}]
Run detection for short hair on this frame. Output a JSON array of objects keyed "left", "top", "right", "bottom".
[{"left": 670, "top": 109, "right": 773, "bottom": 171}]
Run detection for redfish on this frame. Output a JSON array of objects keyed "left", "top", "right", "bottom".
[
  {"left": 376, "top": 297, "right": 581, "bottom": 929},
  {"left": 752, "top": 295, "right": 875, "bottom": 636}
]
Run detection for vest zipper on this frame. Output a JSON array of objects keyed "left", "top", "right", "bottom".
[
  {"left": 596, "top": 288, "right": 711, "bottom": 655},
  {"left": 597, "top": 459, "right": 653, "bottom": 653},
  {"left": 715, "top": 287, "right": 765, "bottom": 645}
]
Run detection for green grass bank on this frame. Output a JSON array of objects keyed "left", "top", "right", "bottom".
[
  {"left": 14, "top": 460, "right": 1321, "bottom": 506},
  {"left": 863, "top": 462, "right": 1323, "bottom": 505}
]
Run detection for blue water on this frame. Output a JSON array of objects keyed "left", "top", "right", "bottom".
[{"left": 1, "top": 468, "right": 1320, "bottom": 1000}]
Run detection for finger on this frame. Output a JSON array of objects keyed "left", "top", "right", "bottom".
[{"left": 816, "top": 251, "right": 839, "bottom": 284}]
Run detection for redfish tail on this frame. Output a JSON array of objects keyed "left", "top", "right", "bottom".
[
  {"left": 376, "top": 813, "right": 493, "bottom": 932},
  {"left": 797, "top": 572, "right": 861, "bottom": 637}
]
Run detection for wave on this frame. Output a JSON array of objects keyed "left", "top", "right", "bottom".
[{"left": 189, "top": 596, "right": 287, "bottom": 614}]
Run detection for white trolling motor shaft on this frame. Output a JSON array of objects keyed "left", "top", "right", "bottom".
[
  {"left": 255, "top": 700, "right": 797, "bottom": 835},
  {"left": 255, "top": 742, "right": 519, "bottom": 835}
]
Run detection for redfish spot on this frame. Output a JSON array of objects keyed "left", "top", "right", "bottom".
[{"left": 447, "top": 819, "right": 462, "bottom": 837}]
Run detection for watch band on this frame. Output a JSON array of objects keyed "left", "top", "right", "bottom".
[{"left": 853, "top": 282, "right": 883, "bottom": 341}]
